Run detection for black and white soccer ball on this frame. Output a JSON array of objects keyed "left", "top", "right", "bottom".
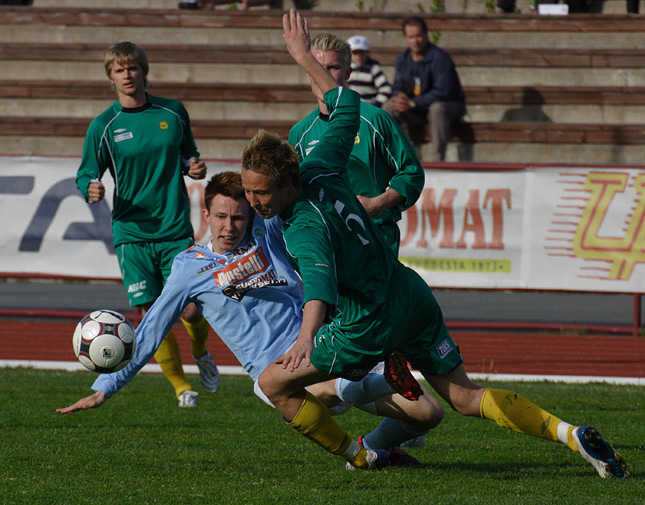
[{"left": 73, "top": 309, "right": 136, "bottom": 373}]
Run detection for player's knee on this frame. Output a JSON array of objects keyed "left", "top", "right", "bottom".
[
  {"left": 413, "top": 394, "right": 444, "bottom": 430},
  {"left": 257, "top": 368, "right": 286, "bottom": 405}
]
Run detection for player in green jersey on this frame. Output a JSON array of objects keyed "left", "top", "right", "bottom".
[
  {"left": 240, "top": 10, "right": 628, "bottom": 477},
  {"left": 289, "top": 32, "right": 423, "bottom": 255},
  {"left": 76, "top": 42, "right": 219, "bottom": 408},
  {"left": 289, "top": 32, "right": 428, "bottom": 450}
]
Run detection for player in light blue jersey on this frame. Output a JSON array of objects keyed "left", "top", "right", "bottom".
[{"left": 58, "top": 170, "right": 442, "bottom": 468}]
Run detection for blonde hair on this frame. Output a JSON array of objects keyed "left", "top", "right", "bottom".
[
  {"left": 104, "top": 41, "right": 149, "bottom": 89},
  {"left": 241, "top": 130, "right": 301, "bottom": 189},
  {"left": 311, "top": 32, "right": 351, "bottom": 74}
]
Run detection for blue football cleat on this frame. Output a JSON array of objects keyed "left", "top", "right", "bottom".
[{"left": 574, "top": 426, "right": 628, "bottom": 478}]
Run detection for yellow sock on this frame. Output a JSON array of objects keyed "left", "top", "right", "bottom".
[
  {"left": 154, "top": 330, "right": 191, "bottom": 397},
  {"left": 480, "top": 388, "right": 579, "bottom": 451},
  {"left": 289, "top": 391, "right": 368, "bottom": 467},
  {"left": 181, "top": 316, "right": 210, "bottom": 359}
]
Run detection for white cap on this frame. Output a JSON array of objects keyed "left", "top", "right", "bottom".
[{"left": 347, "top": 35, "right": 370, "bottom": 52}]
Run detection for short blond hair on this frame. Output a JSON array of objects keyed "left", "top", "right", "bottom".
[
  {"left": 311, "top": 32, "right": 351, "bottom": 74},
  {"left": 241, "top": 130, "right": 301, "bottom": 189},
  {"left": 104, "top": 41, "right": 149, "bottom": 88}
]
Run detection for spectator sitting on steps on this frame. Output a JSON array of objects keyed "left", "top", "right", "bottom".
[
  {"left": 346, "top": 35, "right": 392, "bottom": 109},
  {"left": 382, "top": 16, "right": 466, "bottom": 162}
]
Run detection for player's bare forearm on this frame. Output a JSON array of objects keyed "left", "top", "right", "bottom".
[
  {"left": 283, "top": 10, "right": 337, "bottom": 97},
  {"left": 356, "top": 189, "right": 404, "bottom": 217},
  {"left": 277, "top": 299, "right": 327, "bottom": 372},
  {"left": 56, "top": 390, "right": 107, "bottom": 414}
]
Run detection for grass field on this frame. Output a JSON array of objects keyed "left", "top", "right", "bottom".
[{"left": 1, "top": 368, "right": 643, "bottom": 505}]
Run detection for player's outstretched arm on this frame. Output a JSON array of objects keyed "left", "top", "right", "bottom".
[
  {"left": 283, "top": 9, "right": 337, "bottom": 101},
  {"left": 56, "top": 390, "right": 107, "bottom": 414}
]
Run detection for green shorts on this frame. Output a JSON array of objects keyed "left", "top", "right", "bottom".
[
  {"left": 116, "top": 237, "right": 194, "bottom": 307},
  {"left": 376, "top": 221, "right": 401, "bottom": 257},
  {"left": 310, "top": 263, "right": 463, "bottom": 380}
]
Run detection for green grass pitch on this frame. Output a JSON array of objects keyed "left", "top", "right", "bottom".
[{"left": 1, "top": 368, "right": 643, "bottom": 505}]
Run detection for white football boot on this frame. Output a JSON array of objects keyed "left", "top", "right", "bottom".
[
  {"left": 177, "top": 389, "right": 199, "bottom": 408},
  {"left": 573, "top": 426, "right": 628, "bottom": 478}
]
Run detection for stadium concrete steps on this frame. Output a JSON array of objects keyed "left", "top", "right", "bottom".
[
  {"left": 3, "top": 115, "right": 645, "bottom": 165},
  {"left": 32, "top": 0, "right": 634, "bottom": 15},
  {"left": 2, "top": 9, "right": 643, "bottom": 48},
  {"left": 0, "top": 6, "right": 643, "bottom": 163},
  {"left": 3, "top": 81, "right": 644, "bottom": 124}
]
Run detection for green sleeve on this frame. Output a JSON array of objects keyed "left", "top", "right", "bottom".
[
  {"left": 284, "top": 221, "right": 338, "bottom": 308},
  {"left": 177, "top": 102, "right": 200, "bottom": 164},
  {"left": 76, "top": 118, "right": 111, "bottom": 201},
  {"left": 299, "top": 87, "right": 360, "bottom": 178},
  {"left": 374, "top": 110, "right": 424, "bottom": 211}
]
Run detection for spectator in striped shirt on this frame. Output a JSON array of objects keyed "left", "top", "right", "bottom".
[{"left": 346, "top": 35, "right": 392, "bottom": 109}]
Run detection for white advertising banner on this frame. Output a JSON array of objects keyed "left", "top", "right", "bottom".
[
  {"left": 399, "top": 166, "right": 645, "bottom": 293},
  {"left": 399, "top": 168, "right": 525, "bottom": 289},
  {"left": 1, "top": 156, "right": 644, "bottom": 292},
  {"left": 0, "top": 155, "right": 239, "bottom": 280},
  {"left": 525, "top": 167, "right": 645, "bottom": 292}
]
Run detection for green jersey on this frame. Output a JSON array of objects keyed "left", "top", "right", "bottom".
[
  {"left": 76, "top": 94, "right": 198, "bottom": 247},
  {"left": 288, "top": 101, "right": 424, "bottom": 232},
  {"left": 281, "top": 87, "right": 462, "bottom": 379},
  {"left": 281, "top": 87, "right": 396, "bottom": 320}
]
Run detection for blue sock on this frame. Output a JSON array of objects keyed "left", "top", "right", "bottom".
[
  {"left": 335, "top": 373, "right": 395, "bottom": 405},
  {"left": 362, "top": 418, "right": 430, "bottom": 451}
]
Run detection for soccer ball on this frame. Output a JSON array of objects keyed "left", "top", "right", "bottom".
[{"left": 73, "top": 309, "right": 136, "bottom": 373}]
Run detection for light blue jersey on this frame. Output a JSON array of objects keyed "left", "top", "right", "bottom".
[{"left": 92, "top": 215, "right": 304, "bottom": 397}]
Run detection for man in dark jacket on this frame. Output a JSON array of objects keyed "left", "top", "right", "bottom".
[{"left": 383, "top": 16, "right": 466, "bottom": 162}]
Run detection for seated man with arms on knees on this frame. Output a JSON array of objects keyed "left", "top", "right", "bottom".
[{"left": 383, "top": 16, "right": 466, "bottom": 162}]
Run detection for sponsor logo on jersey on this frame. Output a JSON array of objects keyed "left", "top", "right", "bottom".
[
  {"left": 222, "top": 274, "right": 288, "bottom": 301},
  {"left": 114, "top": 132, "right": 133, "bottom": 143},
  {"left": 114, "top": 128, "right": 126, "bottom": 133},
  {"left": 233, "top": 241, "right": 256, "bottom": 258},
  {"left": 127, "top": 280, "right": 147, "bottom": 293},
  {"left": 159, "top": 121, "right": 169, "bottom": 130},
  {"left": 436, "top": 338, "right": 453, "bottom": 359},
  {"left": 197, "top": 261, "right": 219, "bottom": 274},
  {"left": 305, "top": 140, "right": 318, "bottom": 157},
  {"left": 214, "top": 248, "right": 270, "bottom": 286},
  {"left": 193, "top": 252, "right": 206, "bottom": 259}
]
